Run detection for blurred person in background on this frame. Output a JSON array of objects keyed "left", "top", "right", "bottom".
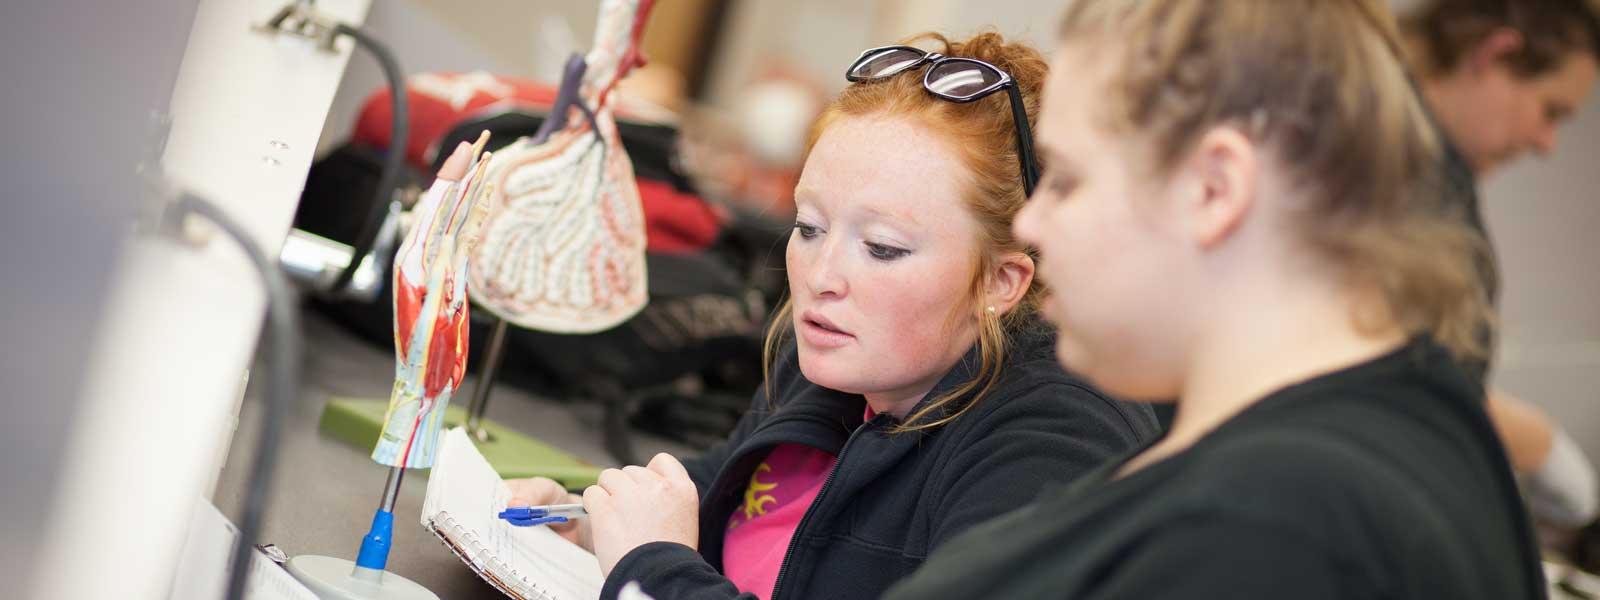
[{"left": 1400, "top": 0, "right": 1600, "bottom": 534}]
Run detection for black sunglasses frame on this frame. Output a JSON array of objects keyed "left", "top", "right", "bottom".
[{"left": 846, "top": 45, "right": 1040, "bottom": 196}]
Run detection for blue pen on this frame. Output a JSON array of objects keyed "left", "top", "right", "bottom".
[{"left": 498, "top": 503, "right": 588, "bottom": 527}]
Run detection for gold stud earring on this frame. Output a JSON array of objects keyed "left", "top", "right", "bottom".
[{"left": 985, "top": 305, "right": 997, "bottom": 315}]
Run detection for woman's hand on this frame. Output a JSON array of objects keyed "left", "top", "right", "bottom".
[
  {"left": 506, "top": 477, "right": 592, "bottom": 551},
  {"left": 584, "top": 453, "right": 701, "bottom": 576}
]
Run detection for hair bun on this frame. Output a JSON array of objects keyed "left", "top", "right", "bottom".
[{"left": 905, "top": 31, "right": 1049, "bottom": 100}]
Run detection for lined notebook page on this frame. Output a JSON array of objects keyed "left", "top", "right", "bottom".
[{"left": 423, "top": 427, "right": 604, "bottom": 600}]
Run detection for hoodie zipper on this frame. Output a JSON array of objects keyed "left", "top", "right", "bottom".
[{"left": 767, "top": 417, "right": 876, "bottom": 600}]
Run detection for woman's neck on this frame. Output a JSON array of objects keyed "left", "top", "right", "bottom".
[
  {"left": 862, "top": 329, "right": 980, "bottom": 419},
  {"left": 863, "top": 389, "right": 933, "bottom": 420},
  {"left": 1119, "top": 281, "right": 1408, "bottom": 477}
]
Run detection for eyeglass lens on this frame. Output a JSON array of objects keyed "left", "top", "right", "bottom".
[
  {"left": 850, "top": 47, "right": 928, "bottom": 79},
  {"left": 926, "top": 60, "right": 1003, "bottom": 99}
]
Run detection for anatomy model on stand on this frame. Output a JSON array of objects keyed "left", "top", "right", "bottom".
[
  {"left": 468, "top": 0, "right": 656, "bottom": 334},
  {"left": 289, "top": 1, "right": 662, "bottom": 596},
  {"left": 373, "top": 132, "right": 495, "bottom": 469},
  {"left": 455, "top": 0, "right": 658, "bottom": 456},
  {"left": 286, "top": 133, "right": 497, "bottom": 600}
]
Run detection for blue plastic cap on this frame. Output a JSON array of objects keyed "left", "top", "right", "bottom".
[{"left": 355, "top": 509, "right": 395, "bottom": 570}]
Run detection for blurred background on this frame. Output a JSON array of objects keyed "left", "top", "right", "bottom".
[
  {"left": 287, "top": 0, "right": 1600, "bottom": 501},
  {"left": 3, "top": 0, "right": 1597, "bottom": 596},
  {"left": 315, "top": 0, "right": 1084, "bottom": 219}
]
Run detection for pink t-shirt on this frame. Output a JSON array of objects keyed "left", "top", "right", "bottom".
[
  {"left": 722, "top": 443, "right": 837, "bottom": 599},
  {"left": 721, "top": 407, "right": 874, "bottom": 598}
]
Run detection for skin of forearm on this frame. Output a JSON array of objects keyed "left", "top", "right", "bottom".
[{"left": 1486, "top": 388, "right": 1555, "bottom": 474}]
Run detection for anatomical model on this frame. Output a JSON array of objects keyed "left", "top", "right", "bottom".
[
  {"left": 467, "top": 0, "right": 655, "bottom": 334},
  {"left": 373, "top": 132, "right": 494, "bottom": 469}
]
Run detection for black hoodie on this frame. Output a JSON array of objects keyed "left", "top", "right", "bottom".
[
  {"left": 884, "top": 339, "right": 1544, "bottom": 599},
  {"left": 600, "top": 322, "right": 1160, "bottom": 600}
]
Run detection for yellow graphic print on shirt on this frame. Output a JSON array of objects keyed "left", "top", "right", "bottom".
[{"left": 731, "top": 462, "right": 779, "bottom": 528}]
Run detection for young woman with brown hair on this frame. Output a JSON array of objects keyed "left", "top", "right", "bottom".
[{"left": 886, "top": 1, "right": 1544, "bottom": 597}]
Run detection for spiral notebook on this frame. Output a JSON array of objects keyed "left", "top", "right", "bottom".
[{"left": 422, "top": 427, "right": 604, "bottom": 599}]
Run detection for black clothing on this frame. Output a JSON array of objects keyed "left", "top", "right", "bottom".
[
  {"left": 885, "top": 339, "right": 1544, "bottom": 599},
  {"left": 1438, "top": 133, "right": 1500, "bottom": 304},
  {"left": 1150, "top": 402, "right": 1175, "bottom": 430},
  {"left": 601, "top": 323, "right": 1161, "bottom": 600},
  {"left": 1436, "top": 122, "right": 1501, "bottom": 384}
]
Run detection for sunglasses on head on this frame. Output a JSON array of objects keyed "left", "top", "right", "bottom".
[{"left": 846, "top": 45, "right": 1040, "bottom": 196}]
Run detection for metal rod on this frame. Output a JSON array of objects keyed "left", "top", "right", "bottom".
[
  {"left": 379, "top": 465, "right": 405, "bottom": 513},
  {"left": 465, "top": 317, "right": 510, "bottom": 441}
]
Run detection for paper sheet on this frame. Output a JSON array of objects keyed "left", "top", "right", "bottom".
[
  {"left": 168, "top": 497, "right": 319, "bottom": 600},
  {"left": 423, "top": 428, "right": 604, "bottom": 599}
]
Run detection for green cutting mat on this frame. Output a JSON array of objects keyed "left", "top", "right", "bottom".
[{"left": 319, "top": 397, "right": 602, "bottom": 490}]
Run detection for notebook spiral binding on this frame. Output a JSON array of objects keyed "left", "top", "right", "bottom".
[{"left": 430, "top": 513, "right": 555, "bottom": 600}]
